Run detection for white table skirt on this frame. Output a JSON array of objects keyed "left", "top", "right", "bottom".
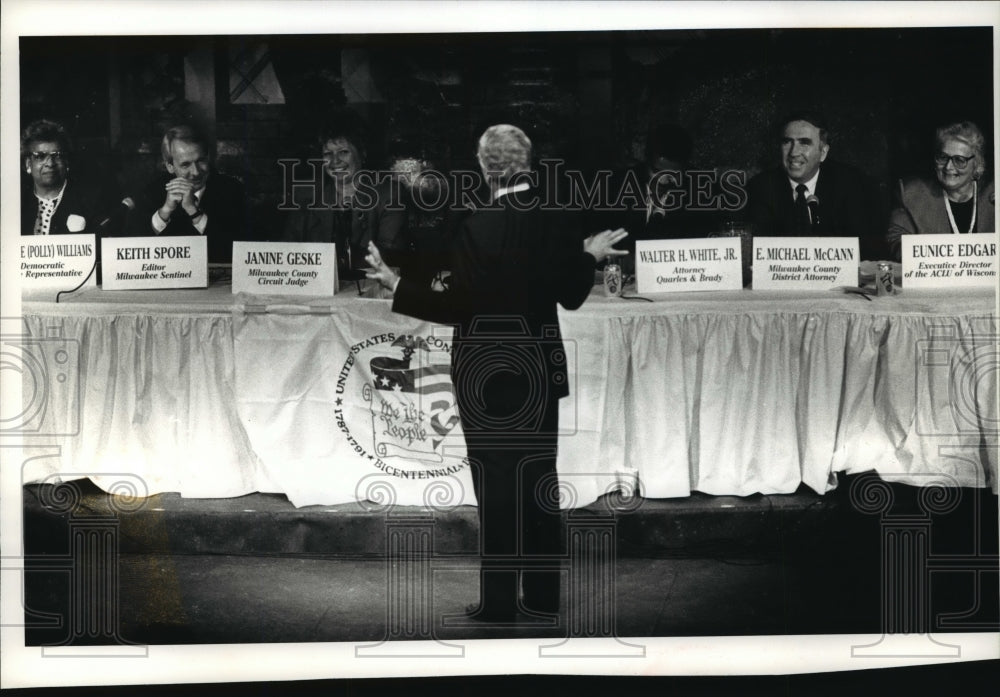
[{"left": 20, "top": 283, "right": 998, "bottom": 507}]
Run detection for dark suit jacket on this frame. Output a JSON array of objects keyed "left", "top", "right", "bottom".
[
  {"left": 747, "top": 160, "right": 886, "bottom": 260},
  {"left": 590, "top": 164, "right": 724, "bottom": 275},
  {"left": 282, "top": 179, "right": 409, "bottom": 273},
  {"left": 392, "top": 188, "right": 595, "bottom": 430},
  {"left": 887, "top": 177, "right": 996, "bottom": 261},
  {"left": 21, "top": 179, "right": 102, "bottom": 236},
  {"left": 127, "top": 172, "right": 249, "bottom": 264}
]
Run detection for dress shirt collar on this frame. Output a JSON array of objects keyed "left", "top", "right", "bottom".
[
  {"left": 494, "top": 181, "right": 530, "bottom": 201},
  {"left": 789, "top": 169, "right": 820, "bottom": 198}
]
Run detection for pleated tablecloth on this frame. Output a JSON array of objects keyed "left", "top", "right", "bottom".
[{"left": 19, "top": 283, "right": 997, "bottom": 507}]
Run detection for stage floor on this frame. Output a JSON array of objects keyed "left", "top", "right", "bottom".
[{"left": 20, "top": 476, "right": 999, "bottom": 644}]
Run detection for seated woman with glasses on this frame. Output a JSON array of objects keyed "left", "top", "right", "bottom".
[
  {"left": 887, "top": 120, "right": 996, "bottom": 261},
  {"left": 20, "top": 119, "right": 105, "bottom": 236}
]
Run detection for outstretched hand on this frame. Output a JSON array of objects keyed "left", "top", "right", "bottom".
[
  {"left": 364, "top": 242, "right": 400, "bottom": 291},
  {"left": 583, "top": 227, "right": 629, "bottom": 263}
]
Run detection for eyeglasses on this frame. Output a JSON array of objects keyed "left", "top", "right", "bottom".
[
  {"left": 934, "top": 153, "right": 974, "bottom": 169},
  {"left": 29, "top": 151, "right": 65, "bottom": 164}
]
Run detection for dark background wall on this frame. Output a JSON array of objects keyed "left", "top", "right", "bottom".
[{"left": 19, "top": 27, "right": 994, "bottom": 234}]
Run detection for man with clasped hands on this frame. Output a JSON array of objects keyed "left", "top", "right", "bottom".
[
  {"left": 366, "top": 124, "right": 627, "bottom": 624},
  {"left": 128, "top": 124, "right": 249, "bottom": 264}
]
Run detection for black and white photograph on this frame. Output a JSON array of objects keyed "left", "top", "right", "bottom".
[{"left": 1, "top": 0, "right": 998, "bottom": 691}]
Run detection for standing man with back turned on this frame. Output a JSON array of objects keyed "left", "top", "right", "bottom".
[{"left": 366, "top": 124, "right": 627, "bottom": 623}]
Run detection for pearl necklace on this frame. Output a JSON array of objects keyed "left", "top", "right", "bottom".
[{"left": 944, "top": 180, "right": 977, "bottom": 234}]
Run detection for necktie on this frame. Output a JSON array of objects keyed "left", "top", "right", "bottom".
[{"left": 794, "top": 183, "right": 810, "bottom": 235}]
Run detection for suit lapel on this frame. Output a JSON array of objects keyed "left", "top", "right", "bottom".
[
  {"left": 813, "top": 165, "right": 838, "bottom": 233},
  {"left": 22, "top": 186, "right": 39, "bottom": 234},
  {"left": 814, "top": 166, "right": 828, "bottom": 204},
  {"left": 197, "top": 182, "right": 212, "bottom": 214},
  {"left": 51, "top": 181, "right": 80, "bottom": 233},
  {"left": 773, "top": 172, "right": 795, "bottom": 234}
]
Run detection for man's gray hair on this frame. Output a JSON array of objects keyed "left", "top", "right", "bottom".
[
  {"left": 477, "top": 124, "right": 532, "bottom": 186},
  {"left": 161, "top": 124, "right": 212, "bottom": 165}
]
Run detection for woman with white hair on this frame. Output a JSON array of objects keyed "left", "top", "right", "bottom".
[{"left": 887, "top": 120, "right": 995, "bottom": 260}]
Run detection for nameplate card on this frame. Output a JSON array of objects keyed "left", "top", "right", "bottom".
[
  {"left": 101, "top": 236, "right": 207, "bottom": 290},
  {"left": 19, "top": 234, "right": 97, "bottom": 292},
  {"left": 901, "top": 233, "right": 997, "bottom": 288},
  {"left": 232, "top": 242, "right": 337, "bottom": 296},
  {"left": 752, "top": 237, "right": 859, "bottom": 290},
  {"left": 635, "top": 238, "right": 743, "bottom": 293}
]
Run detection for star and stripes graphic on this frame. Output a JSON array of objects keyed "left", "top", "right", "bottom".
[{"left": 368, "top": 335, "right": 460, "bottom": 453}]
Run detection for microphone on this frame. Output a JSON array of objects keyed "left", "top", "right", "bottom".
[
  {"left": 98, "top": 197, "right": 136, "bottom": 228},
  {"left": 806, "top": 195, "right": 820, "bottom": 227}
]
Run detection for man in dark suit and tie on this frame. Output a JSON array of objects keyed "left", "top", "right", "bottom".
[
  {"left": 747, "top": 113, "right": 885, "bottom": 260},
  {"left": 365, "top": 124, "right": 627, "bottom": 623},
  {"left": 127, "top": 124, "right": 249, "bottom": 264}
]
